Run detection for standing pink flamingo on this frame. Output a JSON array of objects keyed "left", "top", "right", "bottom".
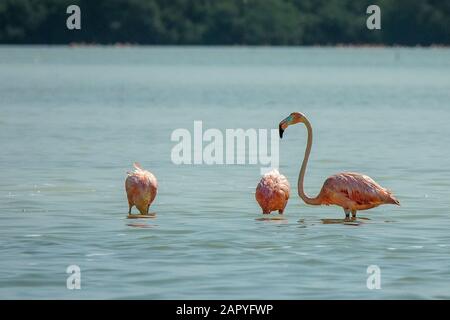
[
  {"left": 255, "top": 169, "right": 290, "bottom": 214},
  {"left": 279, "top": 112, "right": 399, "bottom": 219},
  {"left": 125, "top": 162, "right": 158, "bottom": 215}
]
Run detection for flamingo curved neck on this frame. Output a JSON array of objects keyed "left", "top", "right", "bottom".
[{"left": 298, "top": 118, "right": 321, "bottom": 205}]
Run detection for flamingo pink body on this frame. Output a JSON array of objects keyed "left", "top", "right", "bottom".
[
  {"left": 279, "top": 112, "right": 399, "bottom": 219},
  {"left": 316, "top": 172, "right": 399, "bottom": 213},
  {"left": 125, "top": 162, "right": 158, "bottom": 214},
  {"left": 255, "top": 169, "right": 290, "bottom": 214}
]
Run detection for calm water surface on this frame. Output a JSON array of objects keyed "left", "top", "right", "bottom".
[{"left": 0, "top": 46, "right": 450, "bottom": 299}]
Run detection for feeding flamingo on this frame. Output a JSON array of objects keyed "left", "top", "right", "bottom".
[
  {"left": 125, "top": 162, "right": 158, "bottom": 215},
  {"left": 255, "top": 169, "right": 290, "bottom": 214},
  {"left": 279, "top": 112, "right": 399, "bottom": 220}
]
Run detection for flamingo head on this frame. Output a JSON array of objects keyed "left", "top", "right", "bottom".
[{"left": 279, "top": 112, "right": 305, "bottom": 138}]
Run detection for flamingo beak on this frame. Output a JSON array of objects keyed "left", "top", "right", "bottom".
[
  {"left": 279, "top": 116, "right": 291, "bottom": 139},
  {"left": 279, "top": 123, "right": 284, "bottom": 139}
]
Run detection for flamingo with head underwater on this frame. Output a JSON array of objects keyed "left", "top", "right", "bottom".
[
  {"left": 279, "top": 112, "right": 399, "bottom": 219},
  {"left": 255, "top": 169, "right": 290, "bottom": 214},
  {"left": 125, "top": 162, "right": 158, "bottom": 215}
]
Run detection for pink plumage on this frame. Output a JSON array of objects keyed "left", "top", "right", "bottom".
[
  {"left": 318, "top": 172, "right": 400, "bottom": 212},
  {"left": 125, "top": 162, "right": 158, "bottom": 215},
  {"left": 255, "top": 169, "right": 290, "bottom": 214},
  {"left": 279, "top": 111, "right": 400, "bottom": 219}
]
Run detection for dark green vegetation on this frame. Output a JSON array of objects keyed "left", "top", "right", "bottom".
[{"left": 0, "top": 0, "right": 449, "bottom": 45}]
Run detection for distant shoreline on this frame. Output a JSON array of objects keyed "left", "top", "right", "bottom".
[{"left": 0, "top": 43, "right": 449, "bottom": 49}]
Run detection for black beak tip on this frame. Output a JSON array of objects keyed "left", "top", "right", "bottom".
[{"left": 279, "top": 124, "right": 284, "bottom": 139}]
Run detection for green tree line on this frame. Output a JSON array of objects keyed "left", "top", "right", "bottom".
[{"left": 0, "top": 0, "right": 449, "bottom": 45}]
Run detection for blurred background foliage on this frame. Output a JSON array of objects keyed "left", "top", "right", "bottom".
[{"left": 0, "top": 0, "right": 449, "bottom": 45}]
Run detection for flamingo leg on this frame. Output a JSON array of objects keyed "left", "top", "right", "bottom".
[
  {"left": 344, "top": 209, "right": 350, "bottom": 220},
  {"left": 351, "top": 210, "right": 357, "bottom": 219},
  {"left": 128, "top": 204, "right": 132, "bottom": 214}
]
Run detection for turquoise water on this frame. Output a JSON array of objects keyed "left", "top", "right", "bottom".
[{"left": 1, "top": 46, "right": 450, "bottom": 299}]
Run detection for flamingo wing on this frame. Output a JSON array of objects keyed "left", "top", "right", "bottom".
[{"left": 322, "top": 172, "right": 398, "bottom": 209}]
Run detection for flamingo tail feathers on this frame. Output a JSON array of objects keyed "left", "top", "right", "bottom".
[
  {"left": 133, "top": 162, "right": 143, "bottom": 171},
  {"left": 127, "top": 162, "right": 144, "bottom": 176}
]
